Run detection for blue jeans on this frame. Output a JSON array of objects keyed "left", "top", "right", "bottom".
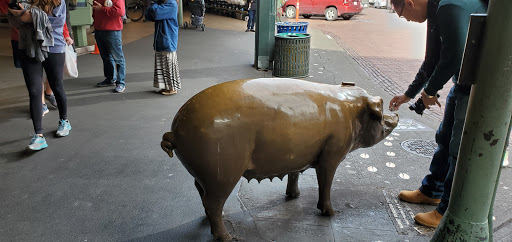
[
  {"left": 95, "top": 30, "right": 126, "bottom": 86},
  {"left": 419, "top": 84, "right": 470, "bottom": 215},
  {"left": 247, "top": 10, "right": 256, "bottom": 30}
]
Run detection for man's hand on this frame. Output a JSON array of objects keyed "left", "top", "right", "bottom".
[
  {"left": 389, "top": 94, "right": 411, "bottom": 111},
  {"left": 92, "top": 1, "right": 103, "bottom": 10},
  {"left": 420, "top": 90, "right": 441, "bottom": 109},
  {"left": 65, "top": 37, "right": 74, "bottom": 46}
]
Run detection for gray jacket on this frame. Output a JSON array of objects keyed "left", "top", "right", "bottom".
[{"left": 8, "top": 3, "right": 54, "bottom": 62}]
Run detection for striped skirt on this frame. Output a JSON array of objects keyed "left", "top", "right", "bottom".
[{"left": 154, "top": 51, "right": 181, "bottom": 91}]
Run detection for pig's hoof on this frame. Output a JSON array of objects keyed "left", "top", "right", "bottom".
[
  {"left": 286, "top": 191, "right": 300, "bottom": 198},
  {"left": 321, "top": 208, "right": 335, "bottom": 216},
  {"left": 213, "top": 232, "right": 233, "bottom": 241},
  {"left": 317, "top": 204, "right": 335, "bottom": 216}
]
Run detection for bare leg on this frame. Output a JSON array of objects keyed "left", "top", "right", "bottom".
[
  {"left": 41, "top": 82, "right": 45, "bottom": 104},
  {"left": 41, "top": 82, "right": 47, "bottom": 116},
  {"left": 286, "top": 172, "right": 300, "bottom": 198},
  {"left": 44, "top": 78, "right": 53, "bottom": 95},
  {"left": 43, "top": 77, "right": 58, "bottom": 108}
]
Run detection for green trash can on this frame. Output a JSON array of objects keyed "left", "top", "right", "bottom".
[{"left": 273, "top": 33, "right": 311, "bottom": 78}]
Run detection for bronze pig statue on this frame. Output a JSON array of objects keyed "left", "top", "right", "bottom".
[{"left": 161, "top": 78, "right": 398, "bottom": 240}]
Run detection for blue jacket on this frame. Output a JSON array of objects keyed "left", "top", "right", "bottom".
[
  {"left": 405, "top": 0, "right": 487, "bottom": 98},
  {"left": 145, "top": 0, "right": 179, "bottom": 52}
]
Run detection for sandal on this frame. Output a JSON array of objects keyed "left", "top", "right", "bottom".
[{"left": 161, "top": 90, "right": 177, "bottom": 95}]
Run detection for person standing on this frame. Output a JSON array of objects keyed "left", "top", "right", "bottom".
[
  {"left": 3, "top": 0, "right": 52, "bottom": 116},
  {"left": 43, "top": 22, "right": 73, "bottom": 112},
  {"left": 92, "top": 0, "right": 126, "bottom": 93},
  {"left": 1, "top": 0, "right": 23, "bottom": 68},
  {"left": 44, "top": 0, "right": 74, "bottom": 108},
  {"left": 145, "top": 0, "right": 180, "bottom": 95},
  {"left": 8, "top": 0, "right": 72, "bottom": 150},
  {"left": 246, "top": 0, "right": 256, "bottom": 32},
  {"left": 388, "top": 0, "right": 487, "bottom": 228},
  {"left": 143, "top": 0, "right": 151, "bottom": 21}
]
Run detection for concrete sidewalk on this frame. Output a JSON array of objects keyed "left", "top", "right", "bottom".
[{"left": 0, "top": 18, "right": 510, "bottom": 241}]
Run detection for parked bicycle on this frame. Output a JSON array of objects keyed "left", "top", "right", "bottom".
[{"left": 126, "top": 0, "right": 145, "bottom": 22}]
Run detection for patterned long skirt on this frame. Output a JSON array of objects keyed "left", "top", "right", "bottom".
[{"left": 154, "top": 51, "right": 181, "bottom": 91}]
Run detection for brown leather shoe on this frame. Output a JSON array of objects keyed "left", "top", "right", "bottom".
[
  {"left": 414, "top": 210, "right": 443, "bottom": 228},
  {"left": 398, "top": 189, "right": 441, "bottom": 205}
]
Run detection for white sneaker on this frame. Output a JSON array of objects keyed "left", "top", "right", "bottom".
[
  {"left": 56, "top": 119, "right": 72, "bottom": 137},
  {"left": 28, "top": 134, "right": 48, "bottom": 151},
  {"left": 42, "top": 104, "right": 49, "bottom": 116}
]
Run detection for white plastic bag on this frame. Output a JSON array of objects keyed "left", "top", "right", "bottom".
[{"left": 63, "top": 44, "right": 78, "bottom": 79}]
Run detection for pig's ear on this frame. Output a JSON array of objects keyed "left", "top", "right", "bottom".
[{"left": 366, "top": 96, "right": 384, "bottom": 121}]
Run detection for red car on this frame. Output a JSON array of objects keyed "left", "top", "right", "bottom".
[{"left": 283, "top": 0, "right": 363, "bottom": 21}]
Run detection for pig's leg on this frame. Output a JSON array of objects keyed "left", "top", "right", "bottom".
[
  {"left": 194, "top": 180, "right": 205, "bottom": 199},
  {"left": 201, "top": 180, "right": 239, "bottom": 240},
  {"left": 315, "top": 165, "right": 337, "bottom": 216},
  {"left": 194, "top": 180, "right": 208, "bottom": 215},
  {"left": 315, "top": 147, "right": 345, "bottom": 216},
  {"left": 286, "top": 172, "right": 301, "bottom": 198}
]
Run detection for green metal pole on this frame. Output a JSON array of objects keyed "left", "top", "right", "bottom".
[
  {"left": 72, "top": 26, "right": 88, "bottom": 47},
  {"left": 178, "top": 0, "right": 183, "bottom": 27},
  {"left": 488, "top": 118, "right": 511, "bottom": 242},
  {"left": 431, "top": 0, "right": 512, "bottom": 241},
  {"left": 254, "top": 0, "right": 276, "bottom": 69}
]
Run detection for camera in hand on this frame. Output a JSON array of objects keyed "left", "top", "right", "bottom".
[
  {"left": 8, "top": 0, "right": 21, "bottom": 9},
  {"left": 409, "top": 94, "right": 440, "bottom": 115}
]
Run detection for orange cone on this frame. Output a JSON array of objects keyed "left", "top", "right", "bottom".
[{"left": 91, "top": 43, "right": 100, "bottom": 54}]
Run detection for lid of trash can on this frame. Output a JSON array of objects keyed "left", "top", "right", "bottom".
[
  {"left": 275, "top": 22, "right": 310, "bottom": 26},
  {"left": 275, "top": 33, "right": 311, "bottom": 38}
]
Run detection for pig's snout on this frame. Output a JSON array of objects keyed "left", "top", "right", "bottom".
[{"left": 383, "top": 113, "right": 399, "bottom": 135}]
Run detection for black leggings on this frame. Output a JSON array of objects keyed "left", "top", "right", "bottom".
[{"left": 21, "top": 53, "right": 67, "bottom": 134}]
